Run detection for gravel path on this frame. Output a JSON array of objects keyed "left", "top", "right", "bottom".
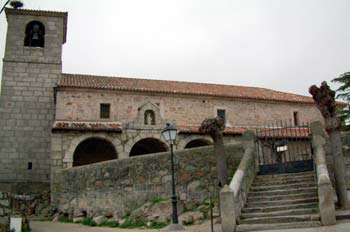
[
  {"left": 30, "top": 220, "right": 350, "bottom": 232},
  {"left": 30, "top": 220, "right": 221, "bottom": 232}
]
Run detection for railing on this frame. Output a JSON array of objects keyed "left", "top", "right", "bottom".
[
  {"left": 310, "top": 121, "right": 336, "bottom": 225},
  {"left": 255, "top": 121, "right": 312, "bottom": 165},
  {"left": 255, "top": 121, "right": 314, "bottom": 174}
]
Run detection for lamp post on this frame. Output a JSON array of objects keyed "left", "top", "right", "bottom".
[{"left": 161, "top": 123, "right": 184, "bottom": 230}]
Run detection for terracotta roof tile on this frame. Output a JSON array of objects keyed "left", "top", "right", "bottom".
[
  {"left": 58, "top": 73, "right": 315, "bottom": 104},
  {"left": 178, "top": 125, "right": 310, "bottom": 138},
  {"left": 178, "top": 125, "right": 247, "bottom": 135}
]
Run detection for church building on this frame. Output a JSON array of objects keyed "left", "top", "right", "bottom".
[{"left": 0, "top": 8, "right": 323, "bottom": 186}]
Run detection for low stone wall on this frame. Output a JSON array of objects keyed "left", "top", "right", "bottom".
[
  {"left": 51, "top": 143, "right": 244, "bottom": 218},
  {"left": 0, "top": 192, "right": 10, "bottom": 228}
]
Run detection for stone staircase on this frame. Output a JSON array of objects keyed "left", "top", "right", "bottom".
[{"left": 236, "top": 171, "right": 321, "bottom": 232}]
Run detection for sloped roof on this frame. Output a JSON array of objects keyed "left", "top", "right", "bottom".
[{"left": 58, "top": 73, "right": 315, "bottom": 104}]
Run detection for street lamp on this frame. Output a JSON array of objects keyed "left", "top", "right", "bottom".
[{"left": 161, "top": 123, "right": 184, "bottom": 230}]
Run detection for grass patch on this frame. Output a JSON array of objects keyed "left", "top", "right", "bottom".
[
  {"left": 148, "top": 221, "right": 167, "bottom": 229},
  {"left": 100, "top": 220, "right": 119, "bottom": 228},
  {"left": 119, "top": 219, "right": 146, "bottom": 229},
  {"left": 58, "top": 217, "right": 73, "bottom": 223},
  {"left": 150, "top": 197, "right": 169, "bottom": 205},
  {"left": 21, "top": 228, "right": 32, "bottom": 232},
  {"left": 81, "top": 218, "right": 97, "bottom": 227}
]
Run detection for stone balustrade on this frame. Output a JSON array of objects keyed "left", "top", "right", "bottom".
[
  {"left": 220, "top": 131, "right": 257, "bottom": 232},
  {"left": 310, "top": 121, "right": 336, "bottom": 225}
]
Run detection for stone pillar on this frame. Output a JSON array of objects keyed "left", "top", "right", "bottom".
[
  {"left": 310, "top": 121, "right": 336, "bottom": 225},
  {"left": 220, "top": 185, "right": 236, "bottom": 232}
]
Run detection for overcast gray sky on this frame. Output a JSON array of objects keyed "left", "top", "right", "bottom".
[{"left": 0, "top": 0, "right": 349, "bottom": 96}]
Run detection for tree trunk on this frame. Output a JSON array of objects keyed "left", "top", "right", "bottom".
[
  {"left": 309, "top": 82, "right": 350, "bottom": 209},
  {"left": 213, "top": 130, "right": 228, "bottom": 188},
  {"left": 329, "top": 129, "right": 349, "bottom": 208},
  {"left": 199, "top": 117, "right": 228, "bottom": 188}
]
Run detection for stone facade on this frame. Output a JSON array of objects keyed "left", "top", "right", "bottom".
[
  {"left": 0, "top": 9, "right": 67, "bottom": 184},
  {"left": 51, "top": 143, "right": 244, "bottom": 218},
  {"left": 55, "top": 89, "right": 322, "bottom": 127},
  {"left": 51, "top": 87, "right": 323, "bottom": 173}
]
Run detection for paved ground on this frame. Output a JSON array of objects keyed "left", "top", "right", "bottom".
[
  {"left": 30, "top": 220, "right": 221, "bottom": 232},
  {"left": 30, "top": 220, "right": 350, "bottom": 232}
]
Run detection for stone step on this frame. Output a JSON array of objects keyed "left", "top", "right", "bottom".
[
  {"left": 240, "top": 208, "right": 318, "bottom": 220},
  {"left": 236, "top": 221, "right": 321, "bottom": 232},
  {"left": 248, "top": 187, "right": 317, "bottom": 197},
  {"left": 255, "top": 171, "right": 314, "bottom": 179},
  {"left": 247, "top": 192, "right": 318, "bottom": 202},
  {"left": 245, "top": 197, "right": 318, "bottom": 207},
  {"left": 250, "top": 182, "right": 316, "bottom": 192},
  {"left": 242, "top": 202, "right": 318, "bottom": 214},
  {"left": 255, "top": 172, "right": 315, "bottom": 182},
  {"left": 238, "top": 214, "right": 320, "bottom": 224},
  {"left": 252, "top": 176, "right": 315, "bottom": 186}
]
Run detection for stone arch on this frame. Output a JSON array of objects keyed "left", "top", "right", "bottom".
[
  {"left": 24, "top": 20, "right": 45, "bottom": 47},
  {"left": 129, "top": 137, "right": 168, "bottom": 157},
  {"left": 177, "top": 135, "right": 213, "bottom": 150},
  {"left": 184, "top": 138, "right": 212, "bottom": 149},
  {"left": 63, "top": 134, "right": 120, "bottom": 168},
  {"left": 73, "top": 137, "right": 117, "bottom": 167}
]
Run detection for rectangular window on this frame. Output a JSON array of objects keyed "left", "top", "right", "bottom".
[
  {"left": 217, "top": 109, "right": 226, "bottom": 120},
  {"left": 100, "top": 103, "right": 110, "bottom": 119},
  {"left": 293, "top": 111, "right": 299, "bottom": 126}
]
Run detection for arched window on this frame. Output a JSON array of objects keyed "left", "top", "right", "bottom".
[
  {"left": 130, "top": 138, "right": 168, "bottom": 156},
  {"left": 184, "top": 139, "right": 212, "bottom": 149},
  {"left": 73, "top": 138, "right": 117, "bottom": 167},
  {"left": 24, "top": 21, "right": 45, "bottom": 48},
  {"left": 144, "top": 110, "right": 155, "bottom": 125}
]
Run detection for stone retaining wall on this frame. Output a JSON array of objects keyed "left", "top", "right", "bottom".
[
  {"left": 0, "top": 192, "right": 10, "bottom": 228},
  {"left": 51, "top": 143, "right": 244, "bottom": 218}
]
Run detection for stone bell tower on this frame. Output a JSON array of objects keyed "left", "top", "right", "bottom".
[{"left": 0, "top": 8, "right": 67, "bottom": 187}]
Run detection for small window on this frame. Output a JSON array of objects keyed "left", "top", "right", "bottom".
[
  {"left": 217, "top": 109, "right": 226, "bottom": 120},
  {"left": 100, "top": 104, "right": 110, "bottom": 119},
  {"left": 24, "top": 21, "right": 45, "bottom": 48},
  {"left": 293, "top": 111, "right": 299, "bottom": 126},
  {"left": 144, "top": 110, "right": 155, "bottom": 125}
]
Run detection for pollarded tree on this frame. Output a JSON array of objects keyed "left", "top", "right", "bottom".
[
  {"left": 199, "top": 116, "right": 228, "bottom": 188},
  {"left": 309, "top": 81, "right": 349, "bottom": 209},
  {"left": 332, "top": 72, "right": 350, "bottom": 131}
]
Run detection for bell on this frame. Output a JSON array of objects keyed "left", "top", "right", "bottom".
[{"left": 31, "top": 24, "right": 40, "bottom": 41}]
